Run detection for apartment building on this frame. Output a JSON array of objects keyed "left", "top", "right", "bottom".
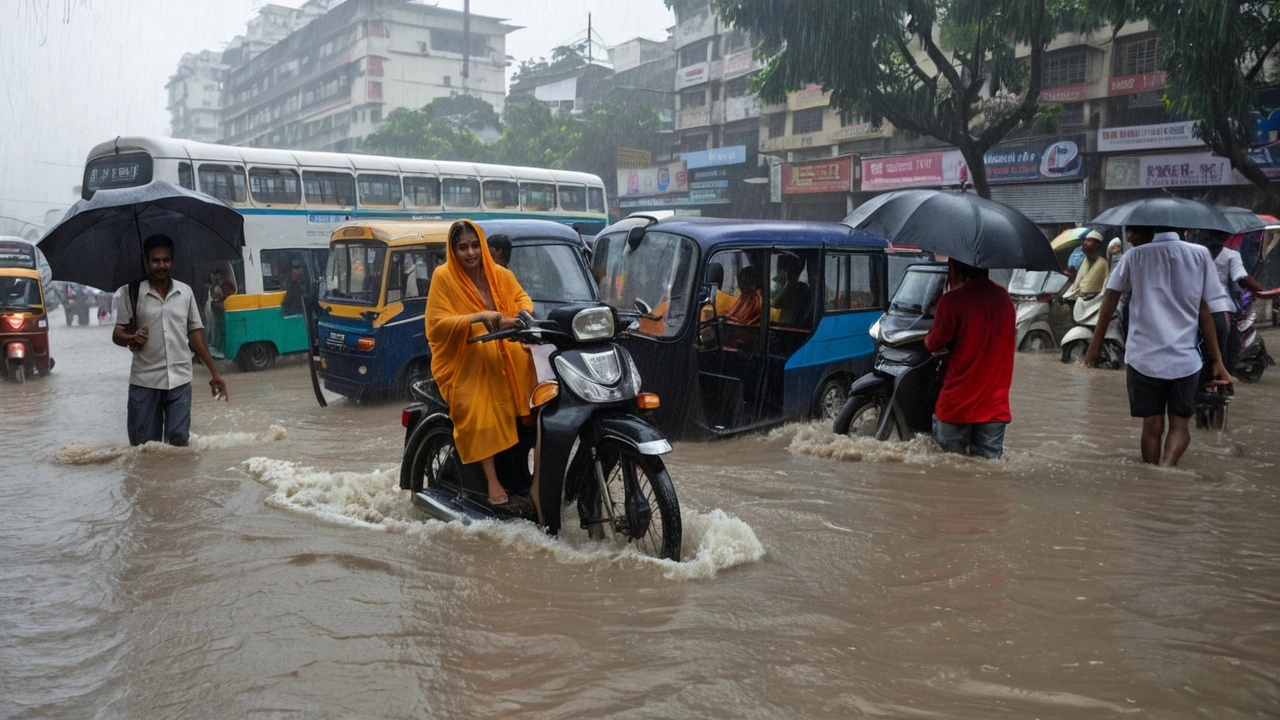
[{"left": 166, "top": 50, "right": 228, "bottom": 143}]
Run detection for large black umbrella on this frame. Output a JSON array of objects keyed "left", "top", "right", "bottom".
[
  {"left": 37, "top": 181, "right": 244, "bottom": 293},
  {"left": 1220, "top": 206, "right": 1265, "bottom": 235},
  {"left": 1089, "top": 196, "right": 1234, "bottom": 233},
  {"left": 842, "top": 189, "right": 1059, "bottom": 271}
]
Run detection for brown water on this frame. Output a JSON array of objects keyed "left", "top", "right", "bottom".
[{"left": 4, "top": 312, "right": 1280, "bottom": 718}]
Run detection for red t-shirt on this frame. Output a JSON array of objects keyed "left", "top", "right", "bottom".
[{"left": 923, "top": 278, "right": 1015, "bottom": 424}]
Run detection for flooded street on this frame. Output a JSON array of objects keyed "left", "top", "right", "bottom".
[{"left": 4, "top": 312, "right": 1280, "bottom": 718}]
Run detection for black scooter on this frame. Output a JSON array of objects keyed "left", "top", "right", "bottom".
[
  {"left": 832, "top": 263, "right": 948, "bottom": 441},
  {"left": 398, "top": 303, "right": 682, "bottom": 561}
]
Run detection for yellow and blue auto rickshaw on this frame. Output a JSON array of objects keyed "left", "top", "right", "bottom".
[
  {"left": 590, "top": 216, "right": 908, "bottom": 440},
  {"left": 0, "top": 267, "right": 52, "bottom": 383},
  {"left": 316, "top": 218, "right": 598, "bottom": 401}
]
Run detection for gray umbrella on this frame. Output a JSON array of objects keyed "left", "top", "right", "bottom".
[
  {"left": 843, "top": 189, "right": 1059, "bottom": 271},
  {"left": 37, "top": 181, "right": 244, "bottom": 294},
  {"left": 1089, "top": 197, "right": 1234, "bottom": 233},
  {"left": 1220, "top": 206, "right": 1265, "bottom": 234}
]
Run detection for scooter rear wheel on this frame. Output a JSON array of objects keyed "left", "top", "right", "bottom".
[
  {"left": 406, "top": 424, "right": 463, "bottom": 494},
  {"left": 576, "top": 441, "right": 681, "bottom": 561},
  {"left": 1061, "top": 340, "right": 1087, "bottom": 364}
]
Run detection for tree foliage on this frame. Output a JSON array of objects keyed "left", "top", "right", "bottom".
[
  {"left": 511, "top": 42, "right": 591, "bottom": 87},
  {"left": 709, "top": 0, "right": 1102, "bottom": 198},
  {"left": 1115, "top": 0, "right": 1280, "bottom": 209}
]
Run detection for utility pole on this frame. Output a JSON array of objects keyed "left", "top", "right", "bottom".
[
  {"left": 462, "top": 0, "right": 470, "bottom": 89},
  {"left": 587, "top": 13, "right": 592, "bottom": 64}
]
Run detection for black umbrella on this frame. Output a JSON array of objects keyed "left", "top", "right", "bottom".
[
  {"left": 1089, "top": 196, "right": 1234, "bottom": 233},
  {"left": 37, "top": 181, "right": 244, "bottom": 294},
  {"left": 842, "top": 189, "right": 1059, "bottom": 271},
  {"left": 1220, "top": 206, "right": 1265, "bottom": 234}
]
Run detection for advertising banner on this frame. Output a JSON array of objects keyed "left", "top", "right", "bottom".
[
  {"left": 1108, "top": 71, "right": 1167, "bottom": 97},
  {"left": 723, "top": 50, "right": 757, "bottom": 79},
  {"left": 617, "top": 161, "right": 689, "bottom": 198},
  {"left": 862, "top": 135, "right": 1085, "bottom": 191},
  {"left": 1098, "top": 121, "right": 1201, "bottom": 152},
  {"left": 782, "top": 156, "right": 855, "bottom": 195},
  {"left": 861, "top": 152, "right": 947, "bottom": 191},
  {"left": 682, "top": 145, "right": 746, "bottom": 169},
  {"left": 1039, "top": 84, "right": 1086, "bottom": 103},
  {"left": 1103, "top": 151, "right": 1248, "bottom": 189},
  {"left": 677, "top": 62, "right": 709, "bottom": 89}
]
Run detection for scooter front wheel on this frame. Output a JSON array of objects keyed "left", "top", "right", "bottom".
[
  {"left": 834, "top": 396, "right": 879, "bottom": 437},
  {"left": 1061, "top": 340, "right": 1087, "bottom": 364},
  {"left": 576, "top": 441, "right": 681, "bottom": 561}
]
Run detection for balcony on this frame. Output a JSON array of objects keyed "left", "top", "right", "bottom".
[{"left": 676, "top": 105, "right": 711, "bottom": 130}]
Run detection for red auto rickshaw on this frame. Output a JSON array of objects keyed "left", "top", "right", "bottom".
[{"left": 0, "top": 267, "right": 52, "bottom": 383}]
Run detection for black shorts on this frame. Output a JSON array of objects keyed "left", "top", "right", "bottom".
[{"left": 1126, "top": 366, "right": 1198, "bottom": 418}]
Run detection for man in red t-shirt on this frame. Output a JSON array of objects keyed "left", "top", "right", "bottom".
[{"left": 923, "top": 259, "right": 1016, "bottom": 458}]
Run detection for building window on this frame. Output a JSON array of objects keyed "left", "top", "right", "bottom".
[
  {"left": 249, "top": 167, "right": 301, "bottom": 205},
  {"left": 726, "top": 78, "right": 751, "bottom": 98},
  {"left": 1059, "top": 102, "right": 1085, "bottom": 125},
  {"left": 768, "top": 112, "right": 786, "bottom": 139},
  {"left": 681, "top": 88, "right": 706, "bottom": 109},
  {"left": 367, "top": 81, "right": 382, "bottom": 101},
  {"left": 430, "top": 28, "right": 489, "bottom": 56},
  {"left": 1043, "top": 49, "right": 1086, "bottom": 88},
  {"left": 724, "top": 28, "right": 751, "bottom": 54},
  {"left": 678, "top": 41, "right": 708, "bottom": 68},
  {"left": 680, "top": 133, "right": 708, "bottom": 153},
  {"left": 443, "top": 76, "right": 451, "bottom": 87},
  {"left": 793, "top": 107, "right": 824, "bottom": 134},
  {"left": 371, "top": 107, "right": 382, "bottom": 124},
  {"left": 367, "top": 57, "right": 384, "bottom": 77},
  {"left": 1116, "top": 35, "right": 1160, "bottom": 75}
]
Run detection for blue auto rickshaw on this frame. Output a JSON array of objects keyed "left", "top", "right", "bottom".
[{"left": 591, "top": 216, "right": 897, "bottom": 439}]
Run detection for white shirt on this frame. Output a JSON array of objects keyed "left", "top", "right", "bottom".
[
  {"left": 1207, "top": 247, "right": 1248, "bottom": 314},
  {"left": 116, "top": 279, "right": 203, "bottom": 390},
  {"left": 1105, "top": 232, "right": 1218, "bottom": 379}
]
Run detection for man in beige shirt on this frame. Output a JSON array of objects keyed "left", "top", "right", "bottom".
[{"left": 1064, "top": 230, "right": 1108, "bottom": 299}]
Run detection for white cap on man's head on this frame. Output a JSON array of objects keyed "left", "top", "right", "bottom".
[{"left": 1107, "top": 238, "right": 1122, "bottom": 253}]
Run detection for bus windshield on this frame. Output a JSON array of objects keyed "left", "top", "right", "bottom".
[
  {"left": 592, "top": 230, "right": 697, "bottom": 338},
  {"left": 324, "top": 241, "right": 386, "bottom": 305}
]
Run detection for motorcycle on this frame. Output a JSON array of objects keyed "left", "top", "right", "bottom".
[
  {"left": 1059, "top": 291, "right": 1125, "bottom": 368},
  {"left": 832, "top": 263, "right": 948, "bottom": 441},
  {"left": 1231, "top": 290, "right": 1275, "bottom": 383},
  {"left": 398, "top": 303, "right": 682, "bottom": 561},
  {"left": 1007, "top": 269, "right": 1070, "bottom": 352}
]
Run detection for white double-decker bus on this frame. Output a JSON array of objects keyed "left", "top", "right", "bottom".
[{"left": 82, "top": 136, "right": 609, "bottom": 370}]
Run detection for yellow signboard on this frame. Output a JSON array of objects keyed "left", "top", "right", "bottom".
[{"left": 616, "top": 147, "right": 652, "bottom": 168}]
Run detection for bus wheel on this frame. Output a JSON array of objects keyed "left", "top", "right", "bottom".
[
  {"left": 814, "top": 377, "right": 848, "bottom": 421},
  {"left": 236, "top": 342, "right": 277, "bottom": 372}
]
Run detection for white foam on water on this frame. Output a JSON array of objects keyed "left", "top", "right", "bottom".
[
  {"left": 51, "top": 425, "right": 288, "bottom": 466},
  {"left": 241, "top": 456, "right": 765, "bottom": 580}
]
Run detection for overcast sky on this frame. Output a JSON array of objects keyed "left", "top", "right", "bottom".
[{"left": 0, "top": 0, "right": 674, "bottom": 229}]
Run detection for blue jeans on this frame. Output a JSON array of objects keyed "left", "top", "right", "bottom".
[
  {"left": 932, "top": 416, "right": 1006, "bottom": 459},
  {"left": 127, "top": 383, "right": 192, "bottom": 446}
]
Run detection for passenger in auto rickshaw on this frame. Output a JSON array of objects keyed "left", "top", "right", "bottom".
[
  {"left": 771, "top": 253, "right": 812, "bottom": 327},
  {"left": 425, "top": 220, "right": 538, "bottom": 512}
]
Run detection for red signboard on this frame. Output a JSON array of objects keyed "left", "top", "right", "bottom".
[
  {"left": 782, "top": 156, "right": 855, "bottom": 195},
  {"left": 1039, "top": 84, "right": 1086, "bottom": 103},
  {"left": 1108, "top": 71, "right": 1166, "bottom": 96}
]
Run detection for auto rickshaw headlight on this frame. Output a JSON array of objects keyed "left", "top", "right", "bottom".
[{"left": 571, "top": 306, "right": 615, "bottom": 342}]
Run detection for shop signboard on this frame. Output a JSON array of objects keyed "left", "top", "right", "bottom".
[
  {"left": 862, "top": 152, "right": 948, "bottom": 191},
  {"left": 1098, "top": 121, "right": 1201, "bottom": 152},
  {"left": 1108, "top": 71, "right": 1167, "bottom": 97},
  {"left": 677, "top": 62, "right": 709, "bottom": 89},
  {"left": 682, "top": 145, "right": 746, "bottom": 169},
  {"left": 862, "top": 135, "right": 1084, "bottom": 191},
  {"left": 1103, "top": 150, "right": 1248, "bottom": 189},
  {"left": 617, "top": 160, "right": 690, "bottom": 198},
  {"left": 723, "top": 50, "right": 757, "bottom": 79},
  {"left": 687, "top": 167, "right": 733, "bottom": 204},
  {"left": 782, "top": 155, "right": 855, "bottom": 195},
  {"left": 1039, "top": 84, "right": 1086, "bottom": 103}
]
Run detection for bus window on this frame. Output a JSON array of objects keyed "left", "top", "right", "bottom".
[
  {"left": 442, "top": 178, "right": 479, "bottom": 209},
  {"left": 178, "top": 162, "right": 194, "bottom": 190},
  {"left": 587, "top": 187, "right": 606, "bottom": 213},
  {"left": 521, "top": 183, "right": 557, "bottom": 212},
  {"left": 824, "top": 252, "right": 883, "bottom": 312},
  {"left": 249, "top": 167, "right": 301, "bottom": 205},
  {"left": 358, "top": 174, "right": 403, "bottom": 207},
  {"left": 386, "top": 248, "right": 431, "bottom": 303},
  {"left": 404, "top": 176, "right": 441, "bottom": 209},
  {"left": 482, "top": 180, "right": 519, "bottom": 209},
  {"left": 559, "top": 185, "right": 587, "bottom": 212},
  {"left": 83, "top": 152, "right": 153, "bottom": 198},
  {"left": 198, "top": 164, "right": 247, "bottom": 203},
  {"left": 303, "top": 171, "right": 356, "bottom": 207}
]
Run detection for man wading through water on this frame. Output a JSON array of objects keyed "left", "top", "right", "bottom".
[{"left": 112, "top": 234, "right": 229, "bottom": 446}]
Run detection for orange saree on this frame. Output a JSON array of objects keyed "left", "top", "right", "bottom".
[{"left": 425, "top": 220, "right": 536, "bottom": 464}]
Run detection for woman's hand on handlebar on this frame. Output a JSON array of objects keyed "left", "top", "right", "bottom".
[{"left": 474, "top": 310, "right": 506, "bottom": 332}]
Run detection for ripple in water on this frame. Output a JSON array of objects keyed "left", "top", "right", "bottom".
[
  {"left": 241, "top": 456, "right": 765, "bottom": 580},
  {"left": 51, "top": 425, "right": 289, "bottom": 465}
]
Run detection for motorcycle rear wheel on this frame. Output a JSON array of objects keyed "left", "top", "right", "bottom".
[
  {"left": 577, "top": 440, "right": 681, "bottom": 561},
  {"left": 406, "top": 424, "right": 464, "bottom": 494}
]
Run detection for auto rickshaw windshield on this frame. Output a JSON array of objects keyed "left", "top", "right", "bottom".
[
  {"left": 592, "top": 229, "right": 697, "bottom": 338},
  {"left": 0, "top": 276, "right": 43, "bottom": 311},
  {"left": 324, "top": 241, "right": 387, "bottom": 305}
]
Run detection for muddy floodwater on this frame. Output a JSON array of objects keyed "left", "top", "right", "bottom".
[{"left": 3, "top": 313, "right": 1280, "bottom": 718}]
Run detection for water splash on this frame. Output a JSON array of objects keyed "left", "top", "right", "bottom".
[
  {"left": 241, "top": 456, "right": 764, "bottom": 580},
  {"left": 51, "top": 425, "right": 288, "bottom": 465}
]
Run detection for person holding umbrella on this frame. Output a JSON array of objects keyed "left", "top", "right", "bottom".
[
  {"left": 1082, "top": 225, "right": 1230, "bottom": 466},
  {"left": 112, "top": 234, "right": 229, "bottom": 446}
]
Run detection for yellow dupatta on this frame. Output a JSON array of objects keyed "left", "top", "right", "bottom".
[{"left": 425, "top": 220, "right": 536, "bottom": 463}]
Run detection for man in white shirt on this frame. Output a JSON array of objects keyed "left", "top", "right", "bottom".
[
  {"left": 1199, "top": 230, "right": 1280, "bottom": 371},
  {"left": 112, "top": 234, "right": 229, "bottom": 446},
  {"left": 1083, "top": 226, "right": 1231, "bottom": 466}
]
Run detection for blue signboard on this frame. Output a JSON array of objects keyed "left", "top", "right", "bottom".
[{"left": 682, "top": 145, "right": 747, "bottom": 169}]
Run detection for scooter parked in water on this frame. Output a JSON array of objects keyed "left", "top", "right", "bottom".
[
  {"left": 398, "top": 303, "right": 682, "bottom": 560},
  {"left": 1059, "top": 291, "right": 1125, "bottom": 368},
  {"left": 1007, "top": 269, "right": 1069, "bottom": 352},
  {"left": 1231, "top": 290, "right": 1275, "bottom": 383},
  {"left": 832, "top": 263, "right": 948, "bottom": 441}
]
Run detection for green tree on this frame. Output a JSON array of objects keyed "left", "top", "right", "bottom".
[
  {"left": 1115, "top": 1, "right": 1280, "bottom": 210},
  {"left": 359, "top": 99, "right": 493, "bottom": 161},
  {"left": 574, "top": 89, "right": 664, "bottom": 191},
  {"left": 708, "top": 0, "right": 1087, "bottom": 198},
  {"left": 511, "top": 41, "right": 591, "bottom": 87}
]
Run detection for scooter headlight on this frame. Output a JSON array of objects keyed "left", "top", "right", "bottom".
[
  {"left": 571, "top": 306, "right": 615, "bottom": 342},
  {"left": 553, "top": 348, "right": 641, "bottom": 403}
]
